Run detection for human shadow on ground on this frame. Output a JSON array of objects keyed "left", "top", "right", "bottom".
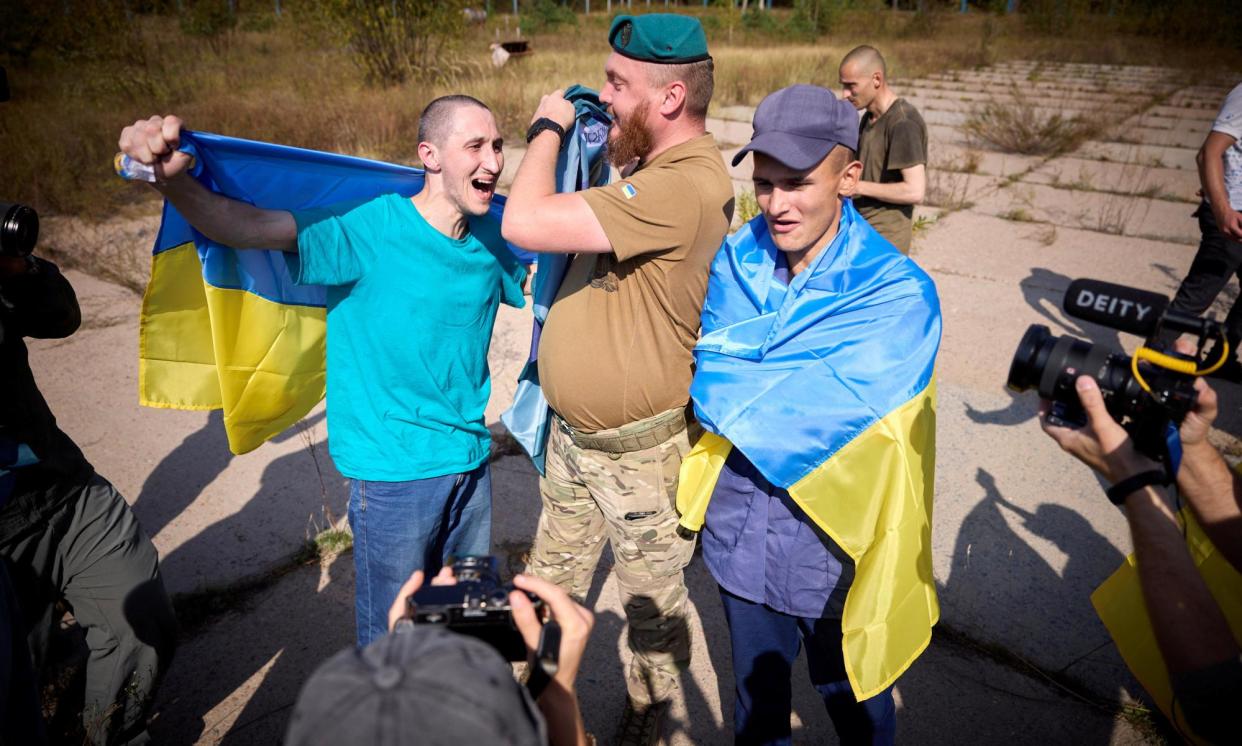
[
  {"left": 896, "top": 468, "right": 1138, "bottom": 743},
  {"left": 131, "top": 409, "right": 328, "bottom": 539},
  {"left": 141, "top": 412, "right": 341, "bottom": 596},
  {"left": 150, "top": 548, "right": 353, "bottom": 745},
  {"left": 930, "top": 469, "right": 1134, "bottom": 707},
  {"left": 150, "top": 434, "right": 352, "bottom": 739}
]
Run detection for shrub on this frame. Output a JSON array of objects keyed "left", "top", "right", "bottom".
[
  {"left": 788, "top": 0, "right": 846, "bottom": 41},
  {"left": 522, "top": 0, "right": 577, "bottom": 35},
  {"left": 180, "top": 0, "right": 238, "bottom": 38},
  {"left": 741, "top": 8, "right": 780, "bottom": 35},
  {"left": 315, "top": 0, "right": 468, "bottom": 85},
  {"left": 961, "top": 89, "right": 1099, "bottom": 157}
]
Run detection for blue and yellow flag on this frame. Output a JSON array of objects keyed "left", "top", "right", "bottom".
[
  {"left": 677, "top": 200, "right": 942, "bottom": 700},
  {"left": 501, "top": 87, "right": 612, "bottom": 474},
  {"left": 136, "top": 131, "right": 516, "bottom": 454}
]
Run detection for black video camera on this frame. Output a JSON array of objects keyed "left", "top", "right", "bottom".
[
  {"left": 1, "top": 202, "right": 38, "bottom": 258},
  {"left": 406, "top": 555, "right": 543, "bottom": 661},
  {"left": 1007, "top": 278, "right": 1228, "bottom": 461}
]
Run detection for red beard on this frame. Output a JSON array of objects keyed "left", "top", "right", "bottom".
[{"left": 607, "top": 101, "right": 654, "bottom": 170}]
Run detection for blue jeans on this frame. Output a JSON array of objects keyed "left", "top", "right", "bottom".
[
  {"left": 348, "top": 462, "right": 492, "bottom": 647},
  {"left": 719, "top": 587, "right": 896, "bottom": 746}
]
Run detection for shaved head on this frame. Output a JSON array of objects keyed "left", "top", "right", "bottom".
[
  {"left": 418, "top": 95, "right": 491, "bottom": 147},
  {"left": 840, "top": 45, "right": 886, "bottom": 78}
]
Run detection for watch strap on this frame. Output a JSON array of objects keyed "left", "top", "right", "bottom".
[
  {"left": 526, "top": 117, "right": 567, "bottom": 146},
  {"left": 1106, "top": 469, "right": 1171, "bottom": 505}
]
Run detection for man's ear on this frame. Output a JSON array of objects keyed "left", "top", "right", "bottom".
[
  {"left": 838, "top": 160, "right": 864, "bottom": 196},
  {"left": 659, "top": 80, "right": 687, "bottom": 118},
  {"left": 418, "top": 141, "right": 440, "bottom": 173}
]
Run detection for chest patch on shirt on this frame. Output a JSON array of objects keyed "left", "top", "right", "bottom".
[{"left": 621, "top": 182, "right": 637, "bottom": 199}]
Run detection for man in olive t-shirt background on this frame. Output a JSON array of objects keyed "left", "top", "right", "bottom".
[
  {"left": 502, "top": 13, "right": 733, "bottom": 744},
  {"left": 839, "top": 44, "right": 928, "bottom": 254}
]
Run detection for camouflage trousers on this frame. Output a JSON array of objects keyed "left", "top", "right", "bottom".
[{"left": 530, "top": 407, "right": 700, "bottom": 706}]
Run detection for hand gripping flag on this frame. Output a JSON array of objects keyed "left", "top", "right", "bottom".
[
  {"left": 131, "top": 132, "right": 515, "bottom": 454},
  {"left": 501, "top": 86, "right": 612, "bottom": 474},
  {"left": 677, "top": 200, "right": 942, "bottom": 700}
]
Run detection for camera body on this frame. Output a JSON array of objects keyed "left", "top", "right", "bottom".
[
  {"left": 407, "top": 556, "right": 542, "bottom": 661},
  {"left": 1008, "top": 278, "right": 1220, "bottom": 460}
]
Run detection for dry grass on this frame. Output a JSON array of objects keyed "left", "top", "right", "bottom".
[
  {"left": 3, "top": 7, "right": 1240, "bottom": 224},
  {"left": 925, "top": 168, "right": 974, "bottom": 212},
  {"left": 961, "top": 89, "right": 1102, "bottom": 158}
]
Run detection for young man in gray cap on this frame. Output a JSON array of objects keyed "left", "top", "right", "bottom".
[
  {"left": 679, "top": 84, "right": 941, "bottom": 745},
  {"left": 502, "top": 12, "right": 733, "bottom": 744},
  {"left": 839, "top": 45, "right": 928, "bottom": 254}
]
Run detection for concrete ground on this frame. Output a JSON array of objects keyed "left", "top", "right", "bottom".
[{"left": 28, "top": 60, "right": 1242, "bottom": 743}]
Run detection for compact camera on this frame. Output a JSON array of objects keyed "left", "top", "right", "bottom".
[{"left": 406, "top": 555, "right": 543, "bottom": 661}]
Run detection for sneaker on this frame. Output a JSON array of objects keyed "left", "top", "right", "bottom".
[{"left": 614, "top": 698, "right": 669, "bottom": 746}]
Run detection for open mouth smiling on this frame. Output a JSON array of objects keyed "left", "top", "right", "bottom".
[{"left": 471, "top": 177, "right": 496, "bottom": 199}]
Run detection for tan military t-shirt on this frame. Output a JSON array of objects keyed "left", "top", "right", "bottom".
[
  {"left": 538, "top": 134, "right": 734, "bottom": 431},
  {"left": 854, "top": 98, "right": 928, "bottom": 254}
]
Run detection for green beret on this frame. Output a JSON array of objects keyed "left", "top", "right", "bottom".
[{"left": 608, "top": 14, "right": 711, "bottom": 65}]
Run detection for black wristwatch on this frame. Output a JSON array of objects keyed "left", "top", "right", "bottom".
[
  {"left": 526, "top": 117, "right": 567, "bottom": 147},
  {"left": 1105, "top": 468, "right": 1171, "bottom": 505}
]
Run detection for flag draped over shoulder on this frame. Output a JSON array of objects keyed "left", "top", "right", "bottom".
[
  {"left": 501, "top": 87, "right": 611, "bottom": 474},
  {"left": 1093, "top": 505, "right": 1242, "bottom": 743},
  {"left": 676, "top": 200, "right": 942, "bottom": 700},
  {"left": 137, "top": 131, "right": 515, "bottom": 454}
]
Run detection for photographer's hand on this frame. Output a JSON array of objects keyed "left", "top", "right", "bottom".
[
  {"left": 386, "top": 566, "right": 456, "bottom": 632},
  {"left": 510, "top": 573, "right": 594, "bottom": 746},
  {"left": 1165, "top": 342, "right": 1242, "bottom": 572},
  {"left": 1040, "top": 375, "right": 1161, "bottom": 484}
]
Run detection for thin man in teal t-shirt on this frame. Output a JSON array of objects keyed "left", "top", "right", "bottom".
[{"left": 292, "top": 193, "right": 526, "bottom": 481}]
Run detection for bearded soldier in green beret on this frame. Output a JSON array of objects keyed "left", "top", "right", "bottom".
[{"left": 503, "top": 13, "right": 733, "bottom": 745}]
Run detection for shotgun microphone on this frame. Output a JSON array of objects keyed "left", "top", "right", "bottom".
[
  {"left": 1062, "top": 279, "right": 1168, "bottom": 337},
  {"left": 1063, "top": 279, "right": 1213, "bottom": 339}
]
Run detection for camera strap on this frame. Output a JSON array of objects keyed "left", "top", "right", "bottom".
[{"left": 524, "top": 620, "right": 562, "bottom": 699}]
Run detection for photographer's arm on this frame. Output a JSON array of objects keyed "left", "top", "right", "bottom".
[
  {"left": 0, "top": 256, "right": 81, "bottom": 339},
  {"left": 511, "top": 574, "right": 594, "bottom": 746},
  {"left": 119, "top": 115, "right": 297, "bottom": 251},
  {"left": 1174, "top": 377, "right": 1242, "bottom": 572},
  {"left": 1041, "top": 376, "right": 1240, "bottom": 677}
]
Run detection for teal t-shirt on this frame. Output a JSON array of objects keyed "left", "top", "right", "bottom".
[{"left": 291, "top": 193, "right": 527, "bottom": 481}]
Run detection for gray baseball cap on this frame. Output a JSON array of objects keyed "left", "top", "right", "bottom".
[
  {"left": 731, "top": 84, "right": 860, "bottom": 170},
  {"left": 285, "top": 625, "right": 547, "bottom": 746}
]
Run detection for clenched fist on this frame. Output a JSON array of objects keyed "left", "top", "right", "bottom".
[{"left": 118, "top": 115, "right": 192, "bottom": 183}]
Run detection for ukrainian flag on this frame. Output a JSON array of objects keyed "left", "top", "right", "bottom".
[
  {"left": 136, "top": 131, "right": 515, "bottom": 454},
  {"left": 677, "top": 201, "right": 941, "bottom": 700}
]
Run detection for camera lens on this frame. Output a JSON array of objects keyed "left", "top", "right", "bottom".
[
  {"left": 1007, "top": 324, "right": 1055, "bottom": 392},
  {"left": 1009, "top": 324, "right": 1114, "bottom": 400},
  {"left": 0, "top": 201, "right": 39, "bottom": 257}
]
